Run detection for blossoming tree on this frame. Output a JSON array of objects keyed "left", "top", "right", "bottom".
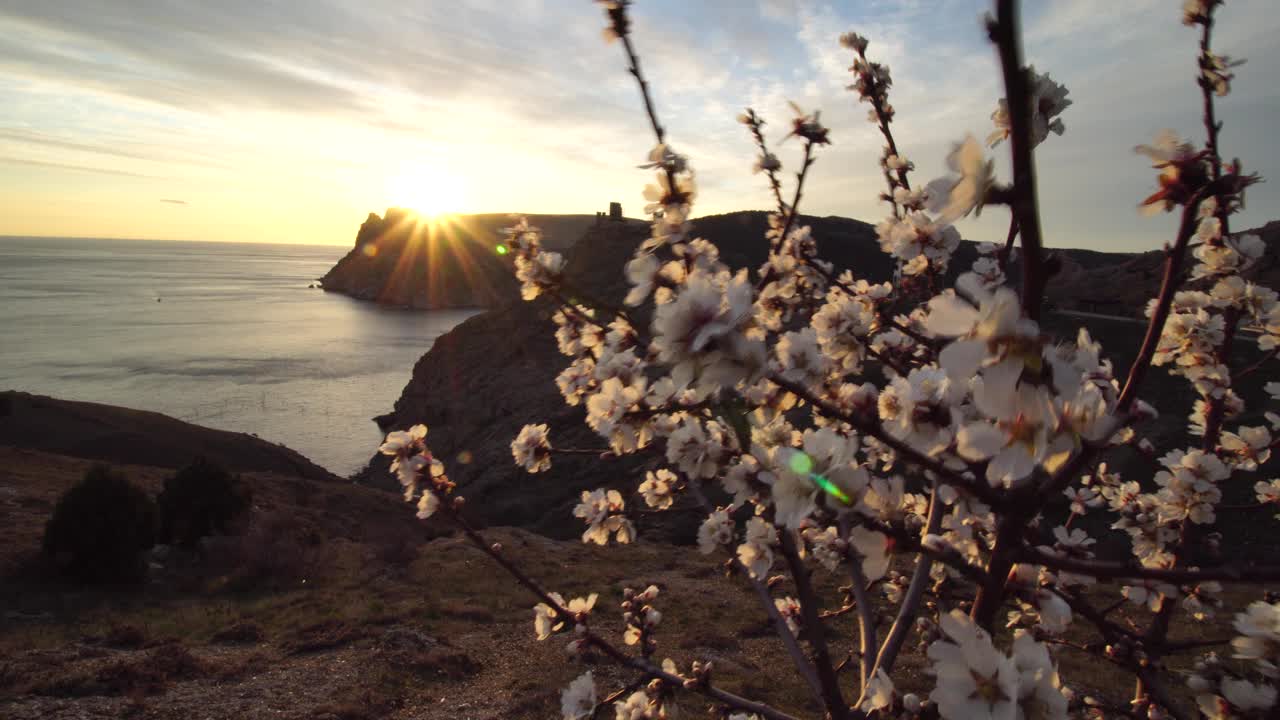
[{"left": 379, "top": 1, "right": 1280, "bottom": 717}]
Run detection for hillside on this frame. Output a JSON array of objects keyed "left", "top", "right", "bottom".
[
  {"left": 0, "top": 391, "right": 338, "bottom": 483},
  {"left": 1046, "top": 219, "right": 1280, "bottom": 315},
  {"left": 1, "top": 448, "right": 1234, "bottom": 719}
]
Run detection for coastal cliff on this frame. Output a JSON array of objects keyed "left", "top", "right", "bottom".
[
  {"left": 355, "top": 212, "right": 891, "bottom": 538},
  {"left": 358, "top": 211, "right": 1280, "bottom": 539},
  {"left": 319, "top": 210, "right": 605, "bottom": 309}
]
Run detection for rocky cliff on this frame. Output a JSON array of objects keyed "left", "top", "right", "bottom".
[
  {"left": 357, "top": 211, "right": 1279, "bottom": 539},
  {"left": 354, "top": 212, "right": 890, "bottom": 538},
  {"left": 319, "top": 210, "right": 607, "bottom": 309}
]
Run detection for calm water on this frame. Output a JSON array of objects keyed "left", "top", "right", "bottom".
[{"left": 0, "top": 236, "right": 476, "bottom": 475}]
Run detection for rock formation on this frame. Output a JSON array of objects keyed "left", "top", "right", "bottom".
[
  {"left": 355, "top": 212, "right": 890, "bottom": 538},
  {"left": 356, "top": 211, "right": 1279, "bottom": 540},
  {"left": 319, "top": 211, "right": 604, "bottom": 309}
]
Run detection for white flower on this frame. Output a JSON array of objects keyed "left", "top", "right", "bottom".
[
  {"left": 928, "top": 609, "right": 1020, "bottom": 720},
  {"left": 1221, "top": 677, "right": 1278, "bottom": 711},
  {"left": 652, "top": 268, "right": 763, "bottom": 392},
  {"left": 776, "top": 327, "right": 829, "bottom": 385},
  {"left": 666, "top": 417, "right": 729, "bottom": 479},
  {"left": 861, "top": 668, "right": 896, "bottom": 713},
  {"left": 624, "top": 253, "right": 660, "bottom": 307},
  {"left": 697, "top": 506, "right": 735, "bottom": 555},
  {"left": 638, "top": 469, "right": 679, "bottom": 510},
  {"left": 1257, "top": 479, "right": 1280, "bottom": 511},
  {"left": 512, "top": 423, "right": 553, "bottom": 473},
  {"left": 737, "top": 516, "right": 777, "bottom": 579},
  {"left": 586, "top": 377, "right": 643, "bottom": 437},
  {"left": 415, "top": 489, "right": 440, "bottom": 519},
  {"left": 379, "top": 424, "right": 427, "bottom": 457},
  {"left": 958, "top": 381, "right": 1072, "bottom": 488},
  {"left": 614, "top": 690, "right": 652, "bottom": 720},
  {"left": 1035, "top": 591, "right": 1072, "bottom": 634},
  {"left": 812, "top": 289, "right": 876, "bottom": 372},
  {"left": 561, "top": 671, "right": 597, "bottom": 720},
  {"left": 573, "top": 489, "right": 635, "bottom": 545},
  {"left": 774, "top": 596, "right": 802, "bottom": 636},
  {"left": 987, "top": 66, "right": 1071, "bottom": 148},
  {"left": 924, "top": 285, "right": 1038, "bottom": 399},
  {"left": 925, "top": 135, "right": 995, "bottom": 223},
  {"left": 1220, "top": 426, "right": 1271, "bottom": 471},
  {"left": 773, "top": 428, "right": 866, "bottom": 524},
  {"left": 879, "top": 366, "right": 964, "bottom": 456},
  {"left": 1011, "top": 631, "right": 1069, "bottom": 720},
  {"left": 848, "top": 526, "right": 890, "bottom": 582},
  {"left": 515, "top": 250, "right": 565, "bottom": 300},
  {"left": 1233, "top": 601, "right": 1280, "bottom": 676},
  {"left": 534, "top": 593, "right": 566, "bottom": 640},
  {"left": 803, "top": 526, "right": 845, "bottom": 571}
]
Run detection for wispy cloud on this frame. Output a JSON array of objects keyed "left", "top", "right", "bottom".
[{"left": 0, "top": 0, "right": 1276, "bottom": 249}]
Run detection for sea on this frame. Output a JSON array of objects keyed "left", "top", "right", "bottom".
[{"left": 0, "top": 236, "right": 477, "bottom": 476}]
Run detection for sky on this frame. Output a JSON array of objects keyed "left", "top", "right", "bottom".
[{"left": 0, "top": 0, "right": 1277, "bottom": 251}]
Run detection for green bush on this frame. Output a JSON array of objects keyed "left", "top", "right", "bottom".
[
  {"left": 157, "top": 458, "right": 252, "bottom": 549},
  {"left": 43, "top": 465, "right": 157, "bottom": 583}
]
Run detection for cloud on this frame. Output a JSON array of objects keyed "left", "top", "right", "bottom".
[
  {"left": 0, "top": 0, "right": 1277, "bottom": 250},
  {"left": 160, "top": 198, "right": 188, "bottom": 205}
]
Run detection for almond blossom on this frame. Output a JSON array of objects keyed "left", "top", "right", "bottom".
[
  {"left": 573, "top": 489, "right": 635, "bottom": 545},
  {"left": 927, "top": 610, "right": 1020, "bottom": 720},
  {"left": 561, "top": 671, "right": 597, "bottom": 720},
  {"left": 512, "top": 423, "right": 553, "bottom": 473}
]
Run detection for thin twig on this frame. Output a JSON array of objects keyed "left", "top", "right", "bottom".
[
  {"left": 435, "top": 497, "right": 802, "bottom": 720},
  {"left": 869, "top": 485, "right": 944, "bottom": 676},
  {"left": 1016, "top": 546, "right": 1280, "bottom": 583},
  {"left": 767, "top": 373, "right": 1008, "bottom": 510},
  {"left": 838, "top": 516, "right": 878, "bottom": 691},
  {"left": 778, "top": 530, "right": 850, "bottom": 718},
  {"left": 1115, "top": 191, "right": 1208, "bottom": 411},
  {"left": 686, "top": 481, "right": 826, "bottom": 704}
]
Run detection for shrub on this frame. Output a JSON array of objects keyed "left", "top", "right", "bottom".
[
  {"left": 224, "top": 510, "right": 318, "bottom": 590},
  {"left": 156, "top": 458, "right": 252, "bottom": 549},
  {"left": 42, "top": 464, "right": 156, "bottom": 583}
]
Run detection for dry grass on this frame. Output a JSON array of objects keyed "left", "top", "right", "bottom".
[{"left": 0, "top": 446, "right": 1257, "bottom": 719}]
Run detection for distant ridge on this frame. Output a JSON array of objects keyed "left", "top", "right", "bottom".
[{"left": 0, "top": 391, "right": 339, "bottom": 482}]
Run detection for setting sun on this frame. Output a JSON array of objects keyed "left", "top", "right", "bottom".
[{"left": 385, "top": 166, "right": 467, "bottom": 218}]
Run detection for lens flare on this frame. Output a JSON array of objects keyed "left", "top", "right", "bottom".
[
  {"left": 788, "top": 451, "right": 814, "bottom": 475},
  {"left": 789, "top": 451, "right": 850, "bottom": 505}
]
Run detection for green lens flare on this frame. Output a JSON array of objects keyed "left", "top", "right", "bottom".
[
  {"left": 495, "top": 244, "right": 509, "bottom": 255},
  {"left": 788, "top": 451, "right": 814, "bottom": 475},
  {"left": 812, "top": 474, "right": 852, "bottom": 505},
  {"left": 788, "top": 452, "right": 850, "bottom": 505}
]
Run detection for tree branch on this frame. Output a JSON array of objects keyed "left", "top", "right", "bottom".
[
  {"left": 989, "top": 0, "right": 1048, "bottom": 321},
  {"left": 778, "top": 530, "right": 850, "bottom": 718}
]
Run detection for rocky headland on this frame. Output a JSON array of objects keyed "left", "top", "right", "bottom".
[
  {"left": 341, "top": 210, "right": 1279, "bottom": 544},
  {"left": 318, "top": 210, "right": 616, "bottom": 309}
]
